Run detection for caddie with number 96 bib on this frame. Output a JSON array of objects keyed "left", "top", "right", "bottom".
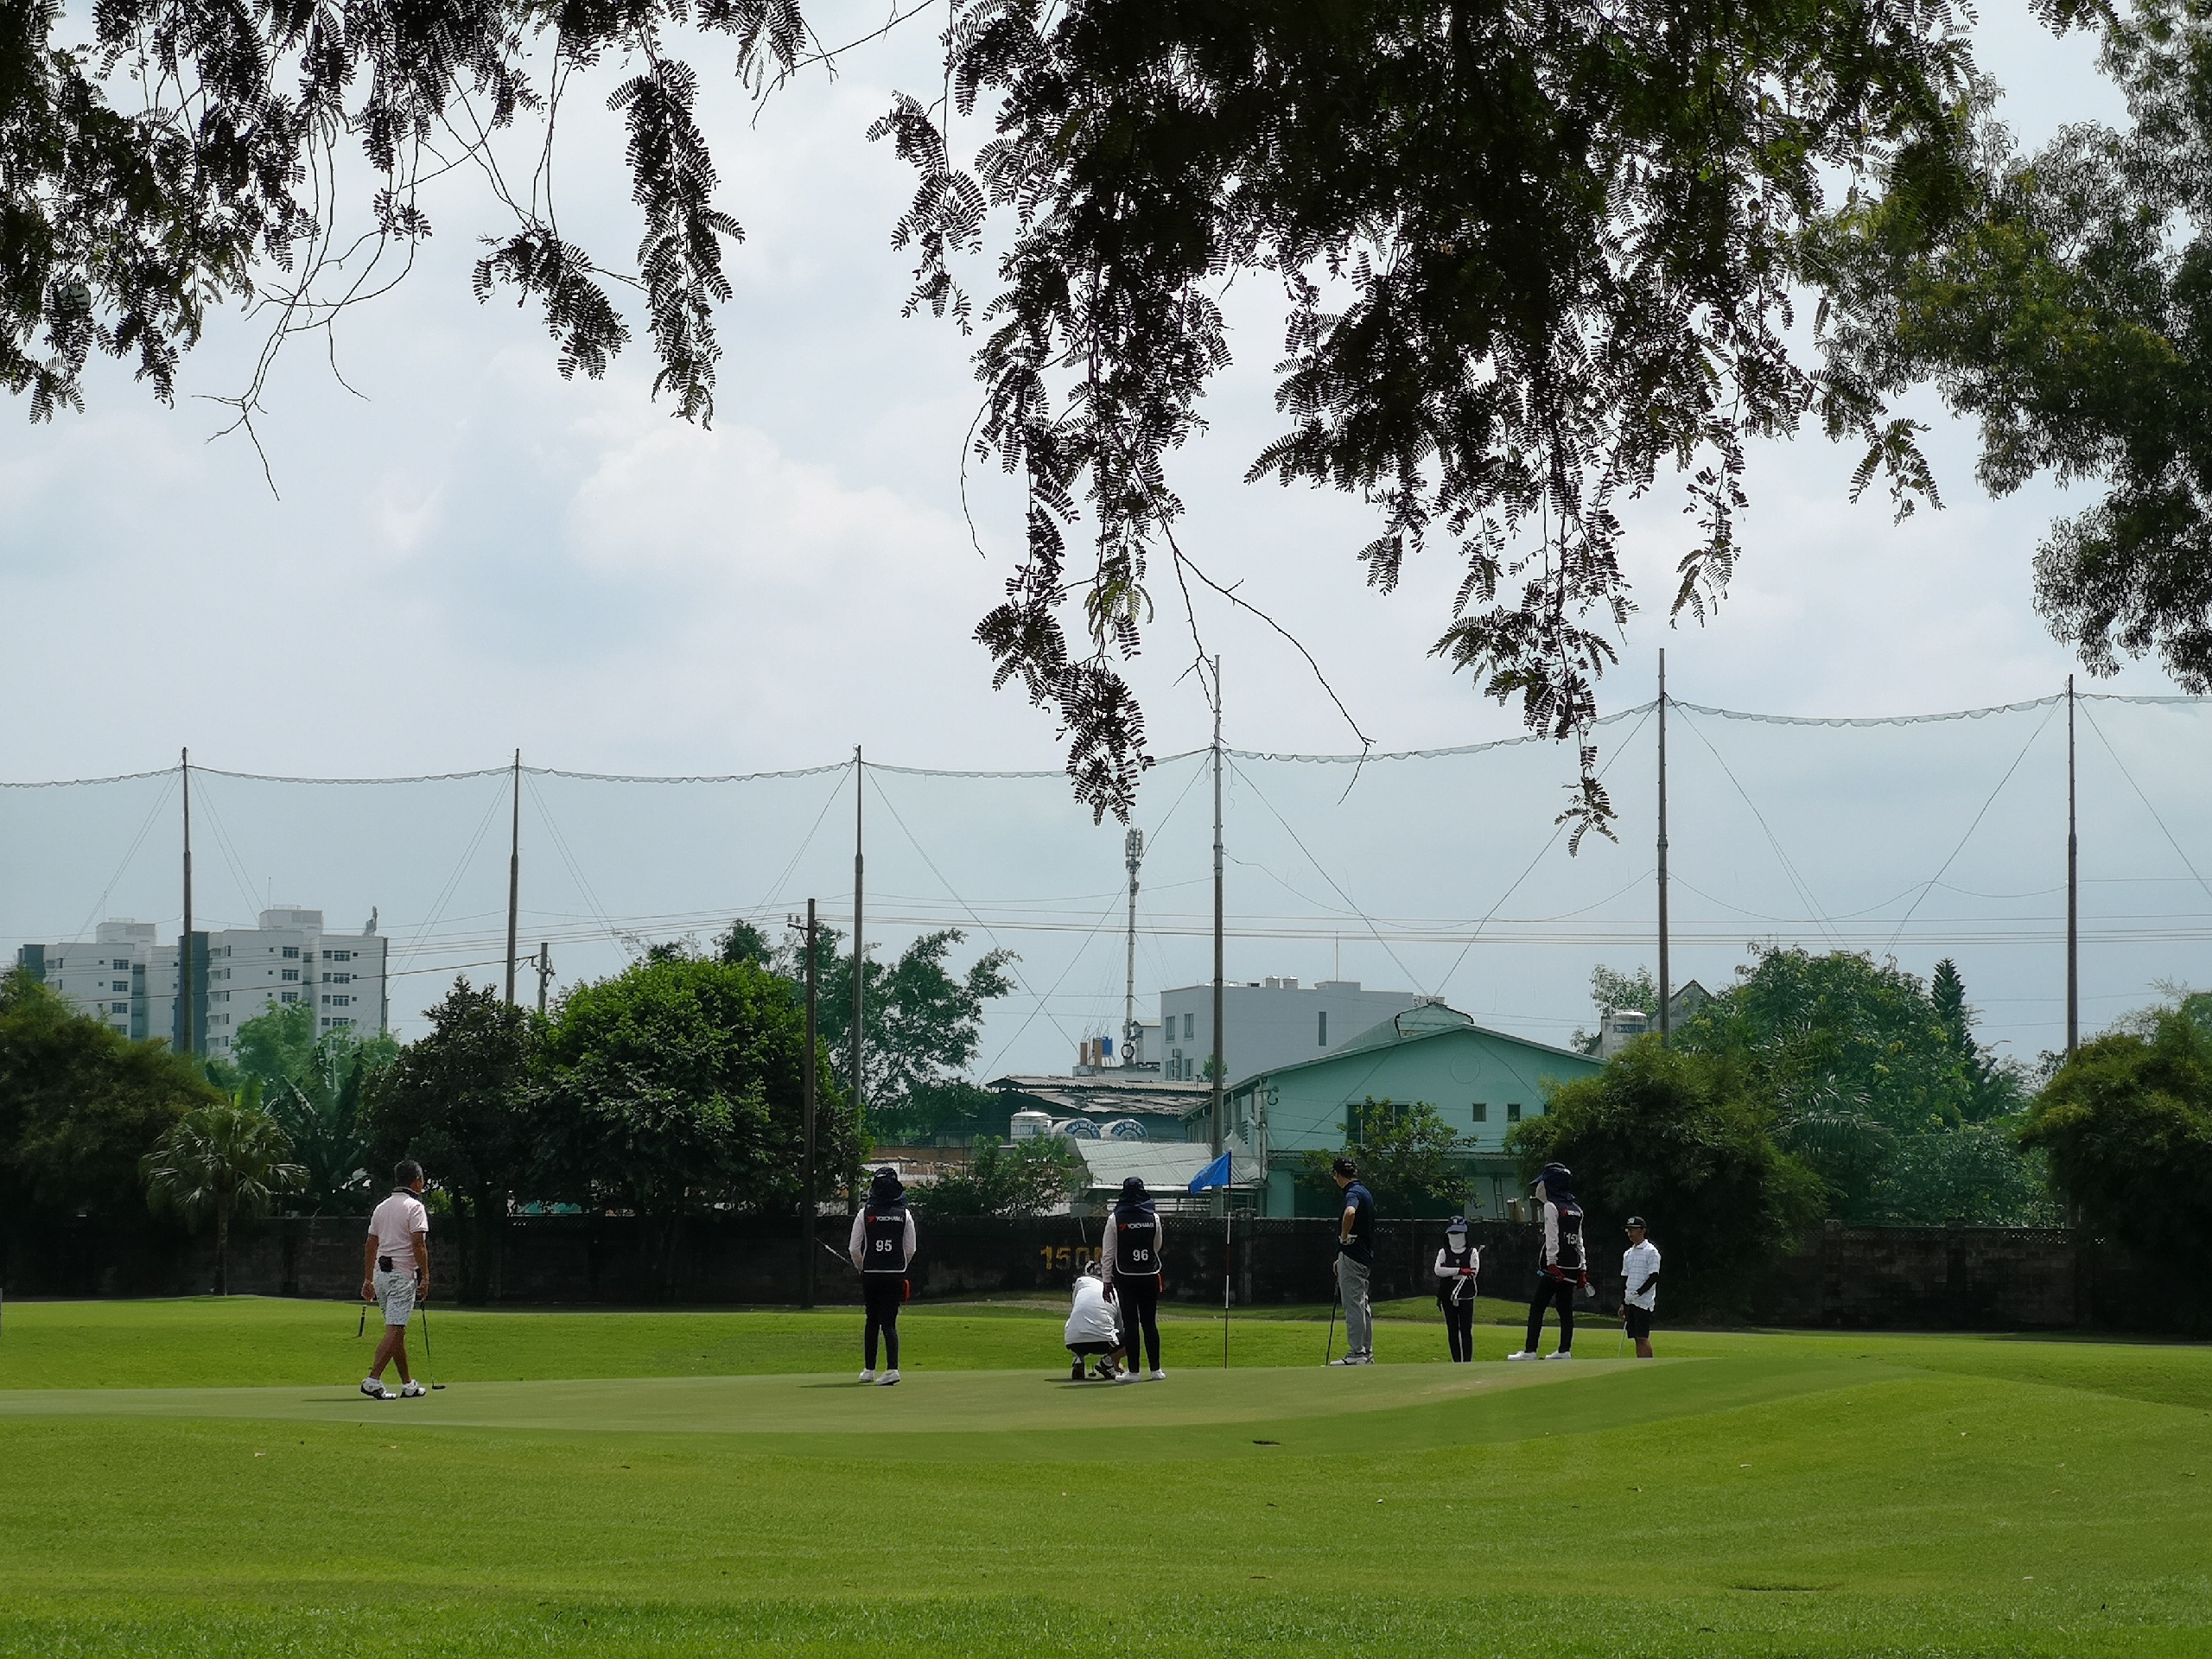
[{"left": 1098, "top": 1176, "right": 1166, "bottom": 1382}]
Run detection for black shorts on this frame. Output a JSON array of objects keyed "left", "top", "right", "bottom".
[
  {"left": 1067, "top": 1341, "right": 1117, "bottom": 1357},
  {"left": 1624, "top": 1306, "right": 1653, "bottom": 1340}
]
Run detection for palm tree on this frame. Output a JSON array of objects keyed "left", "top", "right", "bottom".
[{"left": 141, "top": 1085, "right": 305, "bottom": 1294}]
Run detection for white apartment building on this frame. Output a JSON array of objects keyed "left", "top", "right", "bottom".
[
  {"left": 17, "top": 906, "right": 388, "bottom": 1059},
  {"left": 1156, "top": 977, "right": 1421, "bottom": 1085}
]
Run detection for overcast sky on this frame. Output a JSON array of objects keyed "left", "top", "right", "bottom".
[{"left": 5, "top": 0, "right": 2204, "bottom": 1073}]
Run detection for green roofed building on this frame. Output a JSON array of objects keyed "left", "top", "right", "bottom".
[{"left": 1224, "top": 1001, "right": 1603, "bottom": 1218}]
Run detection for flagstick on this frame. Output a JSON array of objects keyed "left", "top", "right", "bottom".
[{"left": 1223, "top": 1207, "right": 1231, "bottom": 1370}]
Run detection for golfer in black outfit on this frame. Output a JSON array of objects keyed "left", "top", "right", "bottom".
[
  {"left": 1101, "top": 1176, "right": 1166, "bottom": 1382},
  {"left": 849, "top": 1166, "right": 916, "bottom": 1385}
]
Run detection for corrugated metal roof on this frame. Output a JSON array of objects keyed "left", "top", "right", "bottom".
[
  {"left": 1073, "top": 1139, "right": 1262, "bottom": 1191},
  {"left": 989, "top": 1074, "right": 1212, "bottom": 1119}
]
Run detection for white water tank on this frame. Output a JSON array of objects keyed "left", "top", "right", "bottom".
[
  {"left": 1100, "top": 1118, "right": 1147, "bottom": 1141},
  {"left": 1010, "top": 1110, "right": 1052, "bottom": 1141}
]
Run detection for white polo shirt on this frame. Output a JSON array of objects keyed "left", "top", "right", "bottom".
[
  {"left": 368, "top": 1191, "right": 429, "bottom": 1272},
  {"left": 1623, "top": 1239, "right": 1661, "bottom": 1310}
]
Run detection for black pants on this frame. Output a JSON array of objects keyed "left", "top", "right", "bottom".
[
  {"left": 1524, "top": 1274, "right": 1575, "bottom": 1353},
  {"left": 863, "top": 1276, "right": 904, "bottom": 1370},
  {"left": 1115, "top": 1274, "right": 1160, "bottom": 1372},
  {"left": 1441, "top": 1294, "right": 1476, "bottom": 1362}
]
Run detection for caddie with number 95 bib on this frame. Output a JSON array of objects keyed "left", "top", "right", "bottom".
[{"left": 848, "top": 1166, "right": 917, "bottom": 1385}]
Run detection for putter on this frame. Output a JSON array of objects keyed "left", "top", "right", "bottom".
[
  {"left": 417, "top": 1303, "right": 447, "bottom": 1390},
  {"left": 1324, "top": 1281, "right": 1340, "bottom": 1364},
  {"left": 357, "top": 1302, "right": 366, "bottom": 1339}
]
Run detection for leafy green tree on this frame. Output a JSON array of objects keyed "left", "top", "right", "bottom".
[
  {"left": 225, "top": 1000, "right": 400, "bottom": 1215},
  {"left": 914, "top": 1136, "right": 1084, "bottom": 1218},
  {"left": 140, "top": 1089, "right": 304, "bottom": 1294},
  {"left": 2022, "top": 1007, "right": 2212, "bottom": 1268},
  {"left": 771, "top": 926, "right": 1015, "bottom": 1141},
  {"left": 0, "top": 967, "right": 219, "bottom": 1223},
  {"left": 4, "top": 0, "right": 1989, "bottom": 823},
  {"left": 363, "top": 982, "right": 537, "bottom": 1302},
  {"left": 1299, "top": 1099, "right": 1472, "bottom": 1217},
  {"left": 1509, "top": 1042, "right": 1826, "bottom": 1313},
  {"left": 1810, "top": 0, "right": 2212, "bottom": 698},
  {"left": 1677, "top": 947, "right": 2037, "bottom": 1221},
  {"left": 1872, "top": 1124, "right": 2064, "bottom": 1229},
  {"left": 535, "top": 956, "right": 864, "bottom": 1229}
]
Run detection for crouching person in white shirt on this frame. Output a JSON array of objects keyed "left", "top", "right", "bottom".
[
  {"left": 1621, "top": 1217, "right": 1662, "bottom": 1359},
  {"left": 1064, "top": 1262, "right": 1124, "bottom": 1380}
]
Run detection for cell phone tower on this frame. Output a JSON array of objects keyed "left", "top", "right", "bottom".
[{"left": 1122, "top": 826, "right": 1144, "bottom": 1067}]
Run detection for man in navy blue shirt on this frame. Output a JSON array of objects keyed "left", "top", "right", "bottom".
[{"left": 1329, "top": 1156, "right": 1376, "bottom": 1365}]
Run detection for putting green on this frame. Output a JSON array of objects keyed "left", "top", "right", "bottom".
[{"left": 3, "top": 1300, "right": 2207, "bottom": 1656}]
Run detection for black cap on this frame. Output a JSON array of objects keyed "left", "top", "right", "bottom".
[
  {"left": 1625, "top": 1216, "right": 1648, "bottom": 1230},
  {"left": 1122, "top": 1176, "right": 1147, "bottom": 1196}
]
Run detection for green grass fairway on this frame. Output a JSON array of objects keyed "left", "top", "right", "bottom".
[{"left": 2, "top": 1298, "right": 2208, "bottom": 1657}]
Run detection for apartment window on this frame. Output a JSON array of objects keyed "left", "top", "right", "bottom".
[
  {"left": 1317, "top": 1011, "right": 1327, "bottom": 1047},
  {"left": 110, "top": 1001, "right": 127, "bottom": 1014},
  {"left": 1471, "top": 1102, "right": 1488, "bottom": 1123},
  {"left": 1183, "top": 1012, "right": 1195, "bottom": 1039},
  {"left": 281, "top": 969, "right": 299, "bottom": 982},
  {"left": 111, "top": 980, "right": 128, "bottom": 993},
  {"left": 1506, "top": 1103, "right": 1522, "bottom": 1122},
  {"left": 321, "top": 1015, "right": 354, "bottom": 1029},
  {"left": 279, "top": 991, "right": 298, "bottom": 1004},
  {"left": 327, "top": 950, "right": 352, "bottom": 963},
  {"left": 282, "top": 946, "right": 299, "bottom": 959},
  {"left": 327, "top": 995, "right": 352, "bottom": 1007},
  {"left": 330, "top": 972, "right": 351, "bottom": 984},
  {"left": 112, "top": 958, "right": 129, "bottom": 971}
]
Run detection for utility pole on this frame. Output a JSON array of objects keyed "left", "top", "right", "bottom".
[
  {"left": 850, "top": 748, "right": 866, "bottom": 1147},
  {"left": 2067, "top": 675, "right": 2079, "bottom": 1058},
  {"left": 505, "top": 749, "right": 521, "bottom": 1006},
  {"left": 798, "top": 899, "right": 819, "bottom": 1308},
  {"left": 1123, "top": 828, "right": 1144, "bottom": 1067},
  {"left": 180, "top": 747, "right": 194, "bottom": 1057},
  {"left": 1211, "top": 658, "right": 1225, "bottom": 1156},
  {"left": 536, "top": 943, "right": 554, "bottom": 1017},
  {"left": 1656, "top": 652, "right": 1671, "bottom": 1046}
]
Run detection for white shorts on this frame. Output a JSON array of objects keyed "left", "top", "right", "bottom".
[{"left": 373, "top": 1266, "right": 417, "bottom": 1328}]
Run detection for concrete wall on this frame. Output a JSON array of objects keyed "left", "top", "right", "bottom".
[{"left": 0, "top": 1215, "right": 2193, "bottom": 1333}]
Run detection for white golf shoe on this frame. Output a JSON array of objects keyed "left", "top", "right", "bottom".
[
  {"left": 1543, "top": 1350, "right": 1574, "bottom": 1361},
  {"left": 856, "top": 1370, "right": 875, "bottom": 1383},
  {"left": 1148, "top": 1369, "right": 1166, "bottom": 1381},
  {"left": 399, "top": 1381, "right": 428, "bottom": 1397},
  {"left": 1504, "top": 1350, "right": 1539, "bottom": 1362},
  {"left": 877, "top": 1369, "right": 901, "bottom": 1386},
  {"left": 360, "top": 1378, "right": 395, "bottom": 1400}
]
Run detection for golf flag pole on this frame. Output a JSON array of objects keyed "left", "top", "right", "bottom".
[{"left": 1187, "top": 1150, "right": 1234, "bottom": 1369}]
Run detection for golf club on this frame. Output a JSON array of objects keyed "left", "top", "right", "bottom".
[
  {"left": 357, "top": 1301, "right": 366, "bottom": 1339},
  {"left": 1324, "top": 1281, "right": 1339, "bottom": 1364},
  {"left": 417, "top": 1302, "right": 447, "bottom": 1389}
]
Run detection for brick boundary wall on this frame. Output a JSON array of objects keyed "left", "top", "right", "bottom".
[{"left": 0, "top": 1214, "right": 2188, "bottom": 1332}]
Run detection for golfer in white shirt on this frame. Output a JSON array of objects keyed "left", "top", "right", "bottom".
[
  {"left": 1621, "top": 1217, "right": 1661, "bottom": 1359},
  {"left": 360, "top": 1160, "right": 430, "bottom": 1400}
]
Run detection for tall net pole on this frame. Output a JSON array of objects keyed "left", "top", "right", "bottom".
[
  {"left": 2067, "top": 675, "right": 2078, "bottom": 1058},
  {"left": 803, "top": 897, "right": 818, "bottom": 1309},
  {"left": 1657, "top": 651, "right": 1671, "bottom": 1044},
  {"left": 179, "top": 748, "right": 194, "bottom": 1056},
  {"left": 1211, "top": 657, "right": 1224, "bottom": 1157},
  {"left": 505, "top": 749, "right": 521, "bottom": 1006},
  {"left": 1123, "top": 827, "right": 1143, "bottom": 1065},
  {"left": 850, "top": 747, "right": 865, "bottom": 1159}
]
